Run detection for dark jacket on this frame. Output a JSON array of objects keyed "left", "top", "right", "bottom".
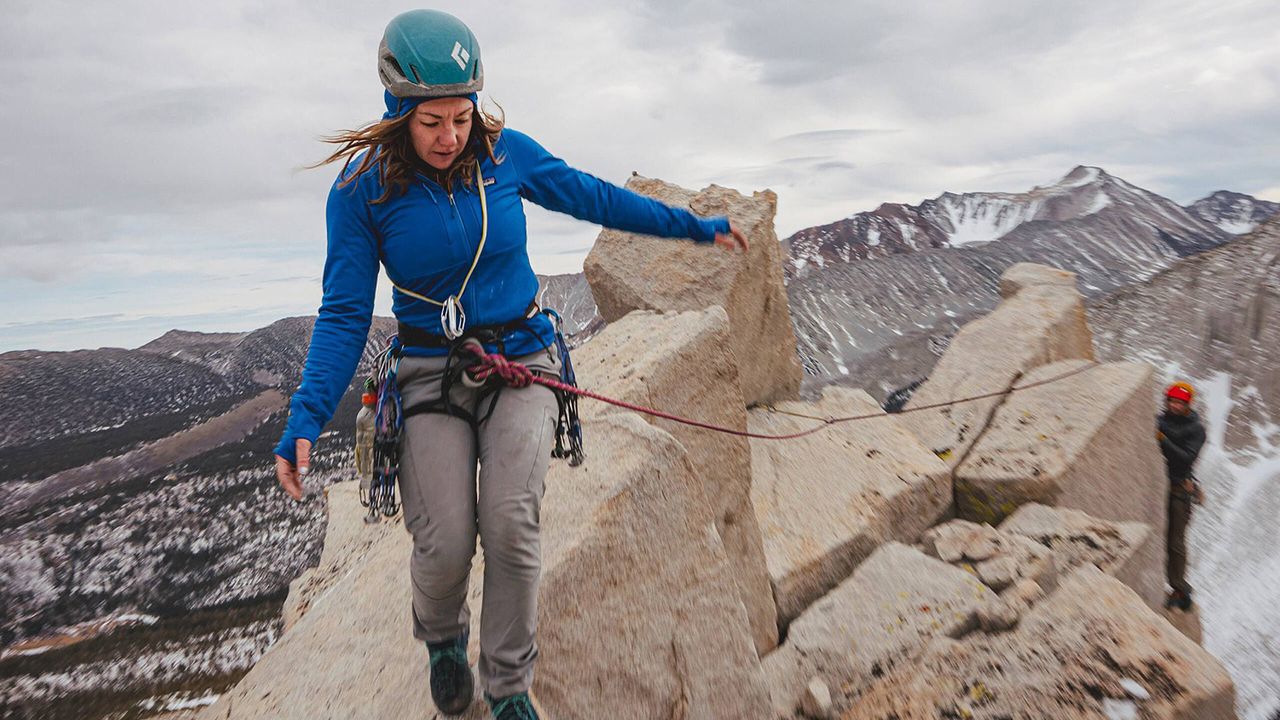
[{"left": 1157, "top": 410, "right": 1206, "bottom": 487}]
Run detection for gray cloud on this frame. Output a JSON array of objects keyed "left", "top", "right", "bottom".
[{"left": 2, "top": 0, "right": 1278, "bottom": 351}]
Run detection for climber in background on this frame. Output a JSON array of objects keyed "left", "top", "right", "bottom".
[{"left": 1158, "top": 381, "right": 1206, "bottom": 611}]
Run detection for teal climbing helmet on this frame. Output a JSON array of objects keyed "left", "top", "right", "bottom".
[{"left": 378, "top": 9, "right": 483, "bottom": 98}]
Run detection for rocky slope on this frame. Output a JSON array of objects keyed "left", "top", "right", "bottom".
[
  {"left": 196, "top": 178, "right": 1237, "bottom": 720},
  {"left": 0, "top": 317, "right": 395, "bottom": 719}
]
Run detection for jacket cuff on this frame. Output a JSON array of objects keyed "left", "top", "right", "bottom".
[
  {"left": 274, "top": 426, "right": 320, "bottom": 465},
  {"left": 693, "top": 215, "right": 730, "bottom": 244}
]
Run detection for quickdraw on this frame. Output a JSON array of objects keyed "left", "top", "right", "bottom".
[
  {"left": 363, "top": 337, "right": 404, "bottom": 521},
  {"left": 544, "top": 309, "right": 585, "bottom": 466}
]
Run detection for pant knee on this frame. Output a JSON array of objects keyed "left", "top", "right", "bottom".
[
  {"left": 412, "top": 518, "right": 477, "bottom": 580},
  {"left": 480, "top": 512, "right": 540, "bottom": 572}
]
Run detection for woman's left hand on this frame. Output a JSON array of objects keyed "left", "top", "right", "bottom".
[{"left": 714, "top": 222, "right": 749, "bottom": 253}]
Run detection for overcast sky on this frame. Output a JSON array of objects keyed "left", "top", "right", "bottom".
[{"left": 2, "top": 0, "right": 1278, "bottom": 352}]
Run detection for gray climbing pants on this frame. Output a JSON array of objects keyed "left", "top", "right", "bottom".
[{"left": 396, "top": 345, "right": 560, "bottom": 698}]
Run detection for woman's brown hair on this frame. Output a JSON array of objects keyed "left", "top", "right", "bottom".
[{"left": 314, "top": 101, "right": 505, "bottom": 204}]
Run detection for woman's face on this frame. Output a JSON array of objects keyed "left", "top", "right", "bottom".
[{"left": 408, "top": 97, "right": 474, "bottom": 170}]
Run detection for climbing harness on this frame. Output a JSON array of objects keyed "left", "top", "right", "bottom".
[
  {"left": 357, "top": 305, "right": 586, "bottom": 523},
  {"left": 397, "top": 306, "right": 586, "bottom": 465},
  {"left": 389, "top": 161, "right": 488, "bottom": 340}
]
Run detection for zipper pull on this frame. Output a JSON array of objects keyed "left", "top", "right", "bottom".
[{"left": 448, "top": 192, "right": 458, "bottom": 218}]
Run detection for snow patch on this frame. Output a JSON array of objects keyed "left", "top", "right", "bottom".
[
  {"left": 1084, "top": 191, "right": 1112, "bottom": 216},
  {"left": 1102, "top": 698, "right": 1139, "bottom": 720},
  {"left": 166, "top": 691, "right": 220, "bottom": 710},
  {"left": 1216, "top": 219, "right": 1257, "bottom": 234},
  {"left": 866, "top": 227, "right": 881, "bottom": 247},
  {"left": 940, "top": 196, "right": 1043, "bottom": 247},
  {"left": 1118, "top": 678, "right": 1150, "bottom": 700},
  {"left": 114, "top": 613, "right": 160, "bottom": 626}
]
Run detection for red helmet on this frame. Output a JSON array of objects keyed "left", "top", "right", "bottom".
[{"left": 1166, "top": 382, "right": 1194, "bottom": 403}]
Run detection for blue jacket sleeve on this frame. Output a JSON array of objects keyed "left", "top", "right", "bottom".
[
  {"left": 274, "top": 178, "right": 379, "bottom": 464},
  {"left": 501, "top": 129, "right": 729, "bottom": 243}
]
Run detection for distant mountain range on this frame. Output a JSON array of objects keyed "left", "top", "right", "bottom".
[
  {"left": 783, "top": 167, "right": 1274, "bottom": 398},
  {"left": 783, "top": 167, "right": 1275, "bottom": 275}
]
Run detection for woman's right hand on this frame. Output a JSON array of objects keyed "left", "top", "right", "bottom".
[
  {"left": 714, "top": 222, "right": 749, "bottom": 253},
  {"left": 274, "top": 438, "right": 313, "bottom": 501}
]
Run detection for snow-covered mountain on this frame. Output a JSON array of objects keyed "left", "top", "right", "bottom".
[
  {"left": 784, "top": 166, "right": 1229, "bottom": 276},
  {"left": 785, "top": 168, "right": 1269, "bottom": 398},
  {"left": 1186, "top": 190, "right": 1280, "bottom": 236}
]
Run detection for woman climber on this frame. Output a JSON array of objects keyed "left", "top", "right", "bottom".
[{"left": 271, "top": 9, "right": 746, "bottom": 719}]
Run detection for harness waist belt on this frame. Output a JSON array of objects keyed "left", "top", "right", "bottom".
[{"left": 398, "top": 301, "right": 540, "bottom": 349}]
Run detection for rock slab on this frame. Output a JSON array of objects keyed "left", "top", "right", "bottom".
[
  {"left": 583, "top": 176, "right": 802, "bottom": 405},
  {"left": 762, "top": 543, "right": 994, "bottom": 718},
  {"left": 534, "top": 414, "right": 772, "bottom": 719},
  {"left": 573, "top": 307, "right": 778, "bottom": 654},
  {"left": 901, "top": 263, "right": 1094, "bottom": 468},
  {"left": 749, "top": 386, "right": 950, "bottom": 625},
  {"left": 281, "top": 481, "right": 398, "bottom": 632},
  {"left": 999, "top": 501, "right": 1153, "bottom": 602}
]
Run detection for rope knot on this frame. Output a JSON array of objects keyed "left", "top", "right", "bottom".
[{"left": 461, "top": 340, "right": 535, "bottom": 388}]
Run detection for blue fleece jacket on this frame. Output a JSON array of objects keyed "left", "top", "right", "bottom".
[{"left": 273, "top": 128, "right": 729, "bottom": 463}]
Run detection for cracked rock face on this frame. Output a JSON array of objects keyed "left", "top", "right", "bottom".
[
  {"left": 898, "top": 265, "right": 1094, "bottom": 470},
  {"left": 954, "top": 360, "right": 1167, "bottom": 608}
]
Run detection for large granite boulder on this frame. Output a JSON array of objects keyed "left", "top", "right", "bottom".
[
  {"left": 748, "top": 387, "right": 951, "bottom": 625},
  {"left": 999, "top": 502, "right": 1153, "bottom": 602},
  {"left": 583, "top": 176, "right": 802, "bottom": 405},
  {"left": 900, "top": 263, "right": 1094, "bottom": 467},
  {"left": 954, "top": 359, "right": 1167, "bottom": 608},
  {"left": 200, "top": 414, "right": 771, "bottom": 720},
  {"left": 762, "top": 543, "right": 994, "bottom": 718},
  {"left": 843, "top": 565, "right": 1237, "bottom": 719},
  {"left": 535, "top": 414, "right": 771, "bottom": 718},
  {"left": 573, "top": 307, "right": 777, "bottom": 653}
]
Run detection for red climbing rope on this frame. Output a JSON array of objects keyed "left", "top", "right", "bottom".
[{"left": 458, "top": 340, "right": 1099, "bottom": 442}]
